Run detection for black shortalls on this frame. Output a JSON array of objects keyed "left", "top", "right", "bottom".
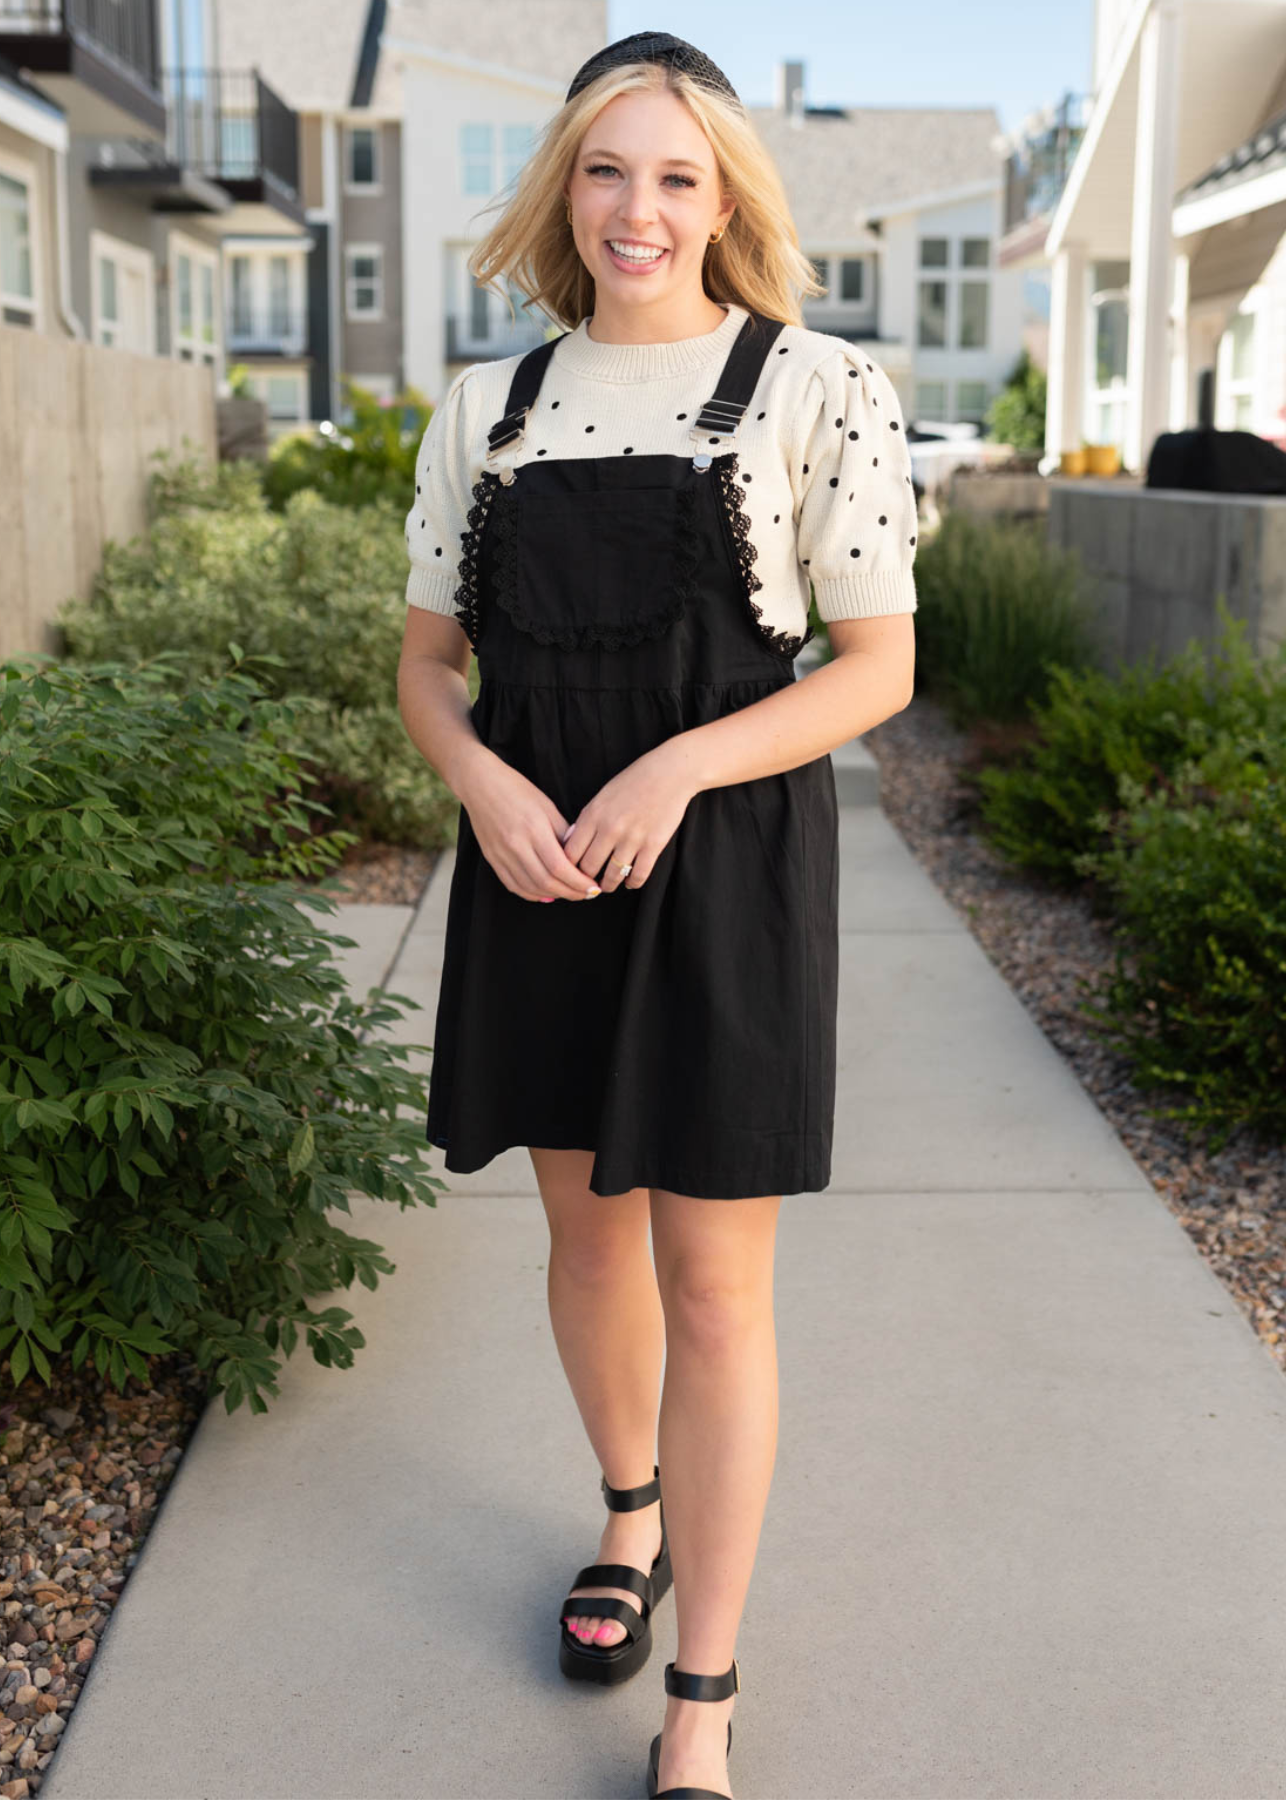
[{"left": 425, "top": 309, "right": 839, "bottom": 1199}]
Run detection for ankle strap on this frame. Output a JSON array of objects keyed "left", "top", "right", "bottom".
[
  {"left": 601, "top": 1464, "right": 661, "bottom": 1511},
  {"left": 664, "top": 1658, "right": 740, "bottom": 1701}
]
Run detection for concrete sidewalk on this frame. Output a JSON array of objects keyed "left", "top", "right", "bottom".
[{"left": 42, "top": 736, "right": 1286, "bottom": 1800}]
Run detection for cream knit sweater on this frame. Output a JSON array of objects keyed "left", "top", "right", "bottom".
[{"left": 405, "top": 299, "right": 918, "bottom": 643}]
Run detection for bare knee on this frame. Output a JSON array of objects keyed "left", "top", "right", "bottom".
[
  {"left": 658, "top": 1260, "right": 763, "bottom": 1353},
  {"left": 548, "top": 1227, "right": 644, "bottom": 1289}
]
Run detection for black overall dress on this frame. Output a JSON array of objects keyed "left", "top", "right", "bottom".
[{"left": 425, "top": 308, "right": 839, "bottom": 1200}]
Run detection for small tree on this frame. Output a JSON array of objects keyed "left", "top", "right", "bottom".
[{"left": 985, "top": 348, "right": 1047, "bottom": 454}]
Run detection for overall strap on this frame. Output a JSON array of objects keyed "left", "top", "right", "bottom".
[
  {"left": 690, "top": 310, "right": 787, "bottom": 467},
  {"left": 485, "top": 332, "right": 567, "bottom": 468}
]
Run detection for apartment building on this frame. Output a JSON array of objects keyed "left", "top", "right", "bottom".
[
  {"left": 3, "top": 1, "right": 1028, "bottom": 440},
  {"left": 0, "top": 0, "right": 305, "bottom": 381}
]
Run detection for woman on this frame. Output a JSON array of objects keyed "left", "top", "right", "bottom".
[{"left": 397, "top": 31, "right": 917, "bottom": 1799}]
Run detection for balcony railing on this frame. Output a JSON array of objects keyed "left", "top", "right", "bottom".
[
  {"left": 227, "top": 306, "right": 309, "bottom": 357},
  {"left": 446, "top": 310, "right": 553, "bottom": 363},
  {"left": 1003, "top": 91, "right": 1092, "bottom": 234},
  {"left": 160, "top": 67, "right": 299, "bottom": 195},
  {"left": 0, "top": 0, "right": 158, "bottom": 86}
]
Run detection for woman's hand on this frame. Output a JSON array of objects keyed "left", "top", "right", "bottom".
[
  {"left": 562, "top": 740, "right": 701, "bottom": 894},
  {"left": 460, "top": 755, "right": 602, "bottom": 903}
]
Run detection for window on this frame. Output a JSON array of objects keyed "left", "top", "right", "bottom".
[
  {"left": 807, "top": 254, "right": 829, "bottom": 295},
  {"left": 918, "top": 279, "right": 947, "bottom": 348},
  {"left": 461, "top": 123, "right": 494, "bottom": 195},
  {"left": 502, "top": 124, "right": 535, "bottom": 190},
  {"left": 347, "top": 126, "right": 379, "bottom": 188},
  {"left": 245, "top": 370, "right": 308, "bottom": 423},
  {"left": 959, "top": 280, "right": 989, "bottom": 348},
  {"left": 201, "top": 260, "right": 215, "bottom": 347},
  {"left": 956, "top": 380, "right": 989, "bottom": 423},
  {"left": 170, "top": 234, "right": 218, "bottom": 366},
  {"left": 91, "top": 231, "right": 153, "bottom": 352},
  {"left": 961, "top": 237, "right": 990, "bottom": 268},
  {"left": 1225, "top": 309, "right": 1258, "bottom": 431},
  {"left": 346, "top": 244, "right": 382, "bottom": 318},
  {"left": 839, "top": 257, "right": 864, "bottom": 302},
  {"left": 1089, "top": 258, "right": 1129, "bottom": 449},
  {"left": 230, "top": 255, "right": 252, "bottom": 335},
  {"left": 469, "top": 280, "right": 489, "bottom": 340},
  {"left": 915, "top": 380, "right": 947, "bottom": 418},
  {"left": 100, "top": 257, "right": 118, "bottom": 344},
  {"left": 0, "top": 167, "right": 35, "bottom": 326},
  {"left": 919, "top": 237, "right": 949, "bottom": 268},
  {"left": 269, "top": 256, "right": 290, "bottom": 336}
]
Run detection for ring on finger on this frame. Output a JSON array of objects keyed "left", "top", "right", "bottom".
[{"left": 609, "top": 855, "right": 634, "bottom": 876}]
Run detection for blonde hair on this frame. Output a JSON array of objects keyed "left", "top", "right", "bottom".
[{"left": 466, "top": 59, "right": 824, "bottom": 333}]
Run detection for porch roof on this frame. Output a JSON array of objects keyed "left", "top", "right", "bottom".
[{"left": 1046, "top": 0, "right": 1286, "bottom": 260}]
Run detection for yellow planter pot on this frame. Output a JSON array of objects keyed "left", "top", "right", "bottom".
[
  {"left": 1060, "top": 447, "right": 1087, "bottom": 475},
  {"left": 1084, "top": 443, "right": 1121, "bottom": 474}
]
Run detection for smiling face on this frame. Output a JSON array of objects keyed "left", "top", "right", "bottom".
[{"left": 564, "top": 88, "right": 736, "bottom": 302}]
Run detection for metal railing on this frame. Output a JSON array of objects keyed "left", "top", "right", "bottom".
[
  {"left": 0, "top": 0, "right": 158, "bottom": 85},
  {"left": 446, "top": 310, "right": 554, "bottom": 362},
  {"left": 1002, "top": 91, "right": 1092, "bottom": 234},
  {"left": 161, "top": 67, "right": 299, "bottom": 195},
  {"left": 227, "top": 306, "right": 309, "bottom": 354}
]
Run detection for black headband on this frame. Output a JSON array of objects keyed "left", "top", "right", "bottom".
[{"left": 565, "top": 31, "right": 740, "bottom": 106}]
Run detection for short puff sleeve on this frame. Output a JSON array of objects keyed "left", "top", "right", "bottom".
[
  {"left": 404, "top": 366, "right": 482, "bottom": 614},
  {"left": 794, "top": 345, "right": 918, "bottom": 620}
]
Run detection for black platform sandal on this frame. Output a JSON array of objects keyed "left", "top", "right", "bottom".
[
  {"left": 558, "top": 1463, "right": 673, "bottom": 1686},
  {"left": 645, "top": 1657, "right": 739, "bottom": 1799}
]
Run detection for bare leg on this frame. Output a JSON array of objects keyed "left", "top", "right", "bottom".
[
  {"left": 648, "top": 1187, "right": 781, "bottom": 1800},
  {"left": 530, "top": 1146, "right": 666, "bottom": 1648}
]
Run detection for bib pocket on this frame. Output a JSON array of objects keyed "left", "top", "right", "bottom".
[{"left": 495, "top": 483, "right": 692, "bottom": 652}]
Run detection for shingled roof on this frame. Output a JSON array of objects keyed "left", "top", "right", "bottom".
[{"left": 748, "top": 105, "right": 1005, "bottom": 244}]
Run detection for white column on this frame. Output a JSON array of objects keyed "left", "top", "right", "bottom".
[
  {"left": 322, "top": 115, "right": 342, "bottom": 424},
  {"left": 1125, "top": 0, "right": 1183, "bottom": 472},
  {"left": 1046, "top": 240, "right": 1088, "bottom": 469},
  {"left": 1169, "top": 248, "right": 1190, "bottom": 429}
]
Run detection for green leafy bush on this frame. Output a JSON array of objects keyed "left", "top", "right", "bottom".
[
  {"left": 985, "top": 348, "right": 1047, "bottom": 454},
  {"left": 1073, "top": 722, "right": 1286, "bottom": 1148},
  {"left": 58, "top": 449, "right": 465, "bottom": 849},
  {"left": 973, "top": 601, "right": 1284, "bottom": 882},
  {"left": 259, "top": 379, "right": 431, "bottom": 513},
  {"left": 912, "top": 509, "right": 1099, "bottom": 724},
  {"left": 0, "top": 652, "right": 442, "bottom": 1414}
]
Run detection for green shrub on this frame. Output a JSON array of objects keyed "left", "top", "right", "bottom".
[
  {"left": 973, "top": 601, "right": 1285, "bottom": 883},
  {"left": 58, "top": 450, "right": 464, "bottom": 849},
  {"left": 0, "top": 652, "right": 441, "bottom": 1414},
  {"left": 1073, "top": 722, "right": 1286, "bottom": 1148},
  {"left": 985, "top": 348, "right": 1047, "bottom": 454},
  {"left": 912, "top": 509, "right": 1099, "bottom": 724},
  {"left": 259, "top": 378, "right": 430, "bottom": 514}
]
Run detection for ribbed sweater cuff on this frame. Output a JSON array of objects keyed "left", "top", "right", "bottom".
[
  {"left": 813, "top": 568, "right": 918, "bottom": 620},
  {"left": 406, "top": 563, "right": 458, "bottom": 613}
]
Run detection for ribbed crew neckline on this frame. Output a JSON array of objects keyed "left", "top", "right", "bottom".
[{"left": 554, "top": 300, "right": 749, "bottom": 383}]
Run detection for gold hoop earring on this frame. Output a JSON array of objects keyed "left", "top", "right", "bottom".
[
  {"left": 709, "top": 227, "right": 725, "bottom": 243},
  {"left": 566, "top": 202, "right": 573, "bottom": 225}
]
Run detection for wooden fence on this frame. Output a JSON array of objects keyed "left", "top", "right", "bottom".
[{"left": 0, "top": 325, "right": 216, "bottom": 662}]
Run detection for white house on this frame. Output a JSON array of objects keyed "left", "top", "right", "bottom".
[{"left": 1036, "top": 0, "right": 1286, "bottom": 472}]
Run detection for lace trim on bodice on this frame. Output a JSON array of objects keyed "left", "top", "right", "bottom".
[
  {"left": 452, "top": 469, "right": 500, "bottom": 650},
  {"left": 713, "top": 454, "right": 814, "bottom": 660},
  {"left": 484, "top": 480, "right": 700, "bottom": 653}
]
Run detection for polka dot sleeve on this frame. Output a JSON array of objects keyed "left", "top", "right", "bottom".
[
  {"left": 794, "top": 345, "right": 918, "bottom": 620},
  {"left": 404, "top": 366, "right": 481, "bottom": 615}
]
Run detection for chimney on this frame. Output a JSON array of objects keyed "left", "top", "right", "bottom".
[{"left": 777, "top": 59, "right": 805, "bottom": 126}]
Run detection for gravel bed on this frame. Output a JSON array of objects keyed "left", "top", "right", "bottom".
[
  {"left": 863, "top": 692, "right": 1286, "bottom": 1374},
  {"left": 0, "top": 1363, "right": 207, "bottom": 1795},
  {"left": 298, "top": 839, "right": 442, "bottom": 906}
]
